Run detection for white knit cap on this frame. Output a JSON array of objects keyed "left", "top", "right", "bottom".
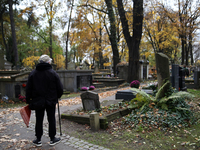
[{"left": 39, "top": 54, "right": 52, "bottom": 64}]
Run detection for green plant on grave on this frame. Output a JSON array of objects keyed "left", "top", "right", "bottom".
[
  {"left": 129, "top": 87, "right": 155, "bottom": 111},
  {"left": 125, "top": 80, "right": 196, "bottom": 129},
  {"left": 157, "top": 91, "right": 195, "bottom": 111},
  {"left": 129, "top": 81, "right": 170, "bottom": 111},
  {"left": 130, "top": 80, "right": 195, "bottom": 111}
]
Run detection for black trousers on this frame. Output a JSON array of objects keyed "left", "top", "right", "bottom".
[{"left": 35, "top": 104, "right": 56, "bottom": 140}]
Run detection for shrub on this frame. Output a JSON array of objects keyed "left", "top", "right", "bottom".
[{"left": 130, "top": 80, "right": 140, "bottom": 88}]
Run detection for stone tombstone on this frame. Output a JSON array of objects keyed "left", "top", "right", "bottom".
[
  {"left": 179, "top": 66, "right": 187, "bottom": 91},
  {"left": 116, "top": 89, "right": 137, "bottom": 101},
  {"left": 81, "top": 91, "right": 100, "bottom": 111},
  {"left": 171, "top": 64, "right": 179, "bottom": 91},
  {"left": 77, "top": 75, "right": 92, "bottom": 89},
  {"left": 194, "top": 71, "right": 200, "bottom": 88},
  {"left": 68, "top": 62, "right": 76, "bottom": 70},
  {"left": 155, "top": 53, "right": 171, "bottom": 99},
  {"left": 0, "top": 50, "right": 4, "bottom": 70},
  {"left": 155, "top": 53, "right": 170, "bottom": 88}
]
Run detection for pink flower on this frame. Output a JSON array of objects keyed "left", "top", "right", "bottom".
[
  {"left": 130, "top": 80, "right": 140, "bottom": 87},
  {"left": 89, "top": 86, "right": 95, "bottom": 90},
  {"left": 81, "top": 87, "right": 88, "bottom": 91}
]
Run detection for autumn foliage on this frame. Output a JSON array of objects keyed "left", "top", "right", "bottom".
[{"left": 22, "top": 56, "right": 40, "bottom": 69}]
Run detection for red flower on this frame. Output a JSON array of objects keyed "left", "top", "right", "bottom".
[{"left": 22, "top": 83, "right": 26, "bottom": 88}]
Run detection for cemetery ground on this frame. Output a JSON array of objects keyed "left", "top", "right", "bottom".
[{"left": 0, "top": 85, "right": 200, "bottom": 150}]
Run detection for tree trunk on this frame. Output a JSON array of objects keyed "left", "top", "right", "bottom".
[
  {"left": 1, "top": 16, "right": 8, "bottom": 53},
  {"left": 8, "top": 0, "right": 18, "bottom": 67},
  {"left": 104, "top": 0, "right": 119, "bottom": 75},
  {"left": 180, "top": 34, "right": 186, "bottom": 65},
  {"left": 49, "top": 19, "right": 53, "bottom": 59},
  {"left": 49, "top": 3, "right": 53, "bottom": 60},
  {"left": 117, "top": 0, "right": 143, "bottom": 83},
  {"left": 99, "top": 26, "right": 103, "bottom": 69},
  {"left": 128, "top": 0, "right": 143, "bottom": 82},
  {"left": 189, "top": 28, "right": 193, "bottom": 65},
  {"left": 65, "top": 0, "right": 74, "bottom": 69}
]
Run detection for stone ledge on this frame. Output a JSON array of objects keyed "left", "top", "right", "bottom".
[{"left": 61, "top": 108, "right": 133, "bottom": 129}]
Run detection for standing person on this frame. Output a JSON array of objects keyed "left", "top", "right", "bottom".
[{"left": 26, "top": 54, "right": 63, "bottom": 147}]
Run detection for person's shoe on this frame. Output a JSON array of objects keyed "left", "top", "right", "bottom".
[
  {"left": 32, "top": 139, "right": 42, "bottom": 147},
  {"left": 49, "top": 137, "right": 61, "bottom": 146}
]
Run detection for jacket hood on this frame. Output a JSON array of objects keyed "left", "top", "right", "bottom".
[{"left": 36, "top": 63, "right": 52, "bottom": 71}]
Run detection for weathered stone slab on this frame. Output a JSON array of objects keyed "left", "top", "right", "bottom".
[
  {"left": 155, "top": 53, "right": 170, "bottom": 88},
  {"left": 115, "top": 89, "right": 153, "bottom": 101},
  {"left": 81, "top": 91, "right": 100, "bottom": 111},
  {"left": 115, "top": 89, "right": 137, "bottom": 101},
  {"left": 155, "top": 53, "right": 171, "bottom": 98}
]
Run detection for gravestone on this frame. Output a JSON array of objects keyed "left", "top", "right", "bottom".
[
  {"left": 0, "top": 50, "right": 4, "bottom": 70},
  {"left": 171, "top": 64, "right": 179, "bottom": 90},
  {"left": 194, "top": 71, "right": 200, "bottom": 88},
  {"left": 81, "top": 91, "right": 100, "bottom": 111},
  {"left": 155, "top": 53, "right": 170, "bottom": 89},
  {"left": 115, "top": 89, "right": 153, "bottom": 101},
  {"left": 155, "top": 53, "right": 171, "bottom": 99},
  {"left": 68, "top": 62, "right": 76, "bottom": 70},
  {"left": 179, "top": 66, "right": 187, "bottom": 91},
  {"left": 77, "top": 75, "right": 92, "bottom": 89},
  {"left": 115, "top": 89, "right": 137, "bottom": 101},
  {"left": 171, "top": 64, "right": 187, "bottom": 91}
]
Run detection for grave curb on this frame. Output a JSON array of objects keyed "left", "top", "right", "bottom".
[{"left": 61, "top": 108, "right": 133, "bottom": 129}]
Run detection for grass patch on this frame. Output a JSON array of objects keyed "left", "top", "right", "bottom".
[
  {"left": 187, "top": 89, "right": 200, "bottom": 98},
  {"left": 64, "top": 123, "right": 200, "bottom": 150},
  {"left": 61, "top": 93, "right": 80, "bottom": 99}
]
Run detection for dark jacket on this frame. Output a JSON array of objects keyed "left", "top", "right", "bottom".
[{"left": 26, "top": 63, "right": 63, "bottom": 106}]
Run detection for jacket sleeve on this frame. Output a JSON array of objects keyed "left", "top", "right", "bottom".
[
  {"left": 26, "top": 73, "right": 33, "bottom": 104},
  {"left": 55, "top": 73, "right": 63, "bottom": 99}
]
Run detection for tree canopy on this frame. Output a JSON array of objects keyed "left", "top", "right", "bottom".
[{"left": 0, "top": 0, "right": 200, "bottom": 79}]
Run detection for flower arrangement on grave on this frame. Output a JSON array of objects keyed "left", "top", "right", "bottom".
[
  {"left": 89, "top": 86, "right": 95, "bottom": 90},
  {"left": 130, "top": 80, "right": 140, "bottom": 88},
  {"left": 81, "top": 87, "right": 88, "bottom": 91},
  {"left": 18, "top": 94, "right": 26, "bottom": 102}
]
